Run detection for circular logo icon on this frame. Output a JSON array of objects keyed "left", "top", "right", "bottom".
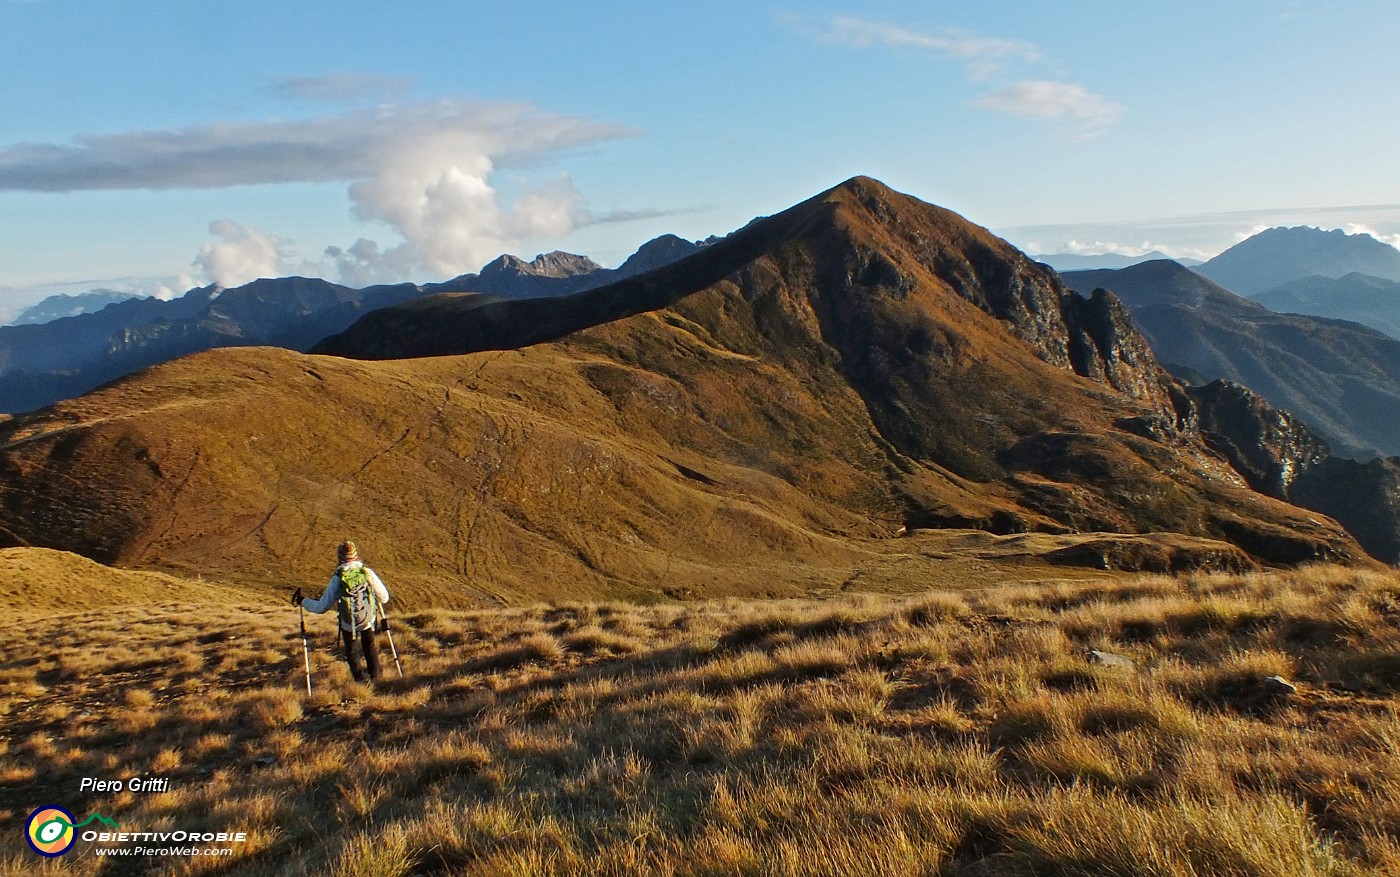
[{"left": 25, "top": 805, "right": 77, "bottom": 857}]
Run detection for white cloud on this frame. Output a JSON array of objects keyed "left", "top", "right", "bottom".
[
  {"left": 1233, "top": 223, "right": 1274, "bottom": 243},
  {"left": 1033, "top": 238, "right": 1212, "bottom": 261},
  {"left": 0, "top": 100, "right": 645, "bottom": 286},
  {"left": 803, "top": 15, "right": 1041, "bottom": 79},
  {"left": 342, "top": 148, "right": 594, "bottom": 278},
  {"left": 1344, "top": 223, "right": 1400, "bottom": 250},
  {"left": 784, "top": 15, "right": 1120, "bottom": 135},
  {"left": 193, "top": 220, "right": 295, "bottom": 288},
  {"left": 323, "top": 238, "right": 415, "bottom": 288},
  {"left": 0, "top": 100, "right": 631, "bottom": 193},
  {"left": 147, "top": 274, "right": 197, "bottom": 300},
  {"left": 977, "top": 80, "right": 1122, "bottom": 138},
  {"left": 1060, "top": 239, "right": 1158, "bottom": 257}
]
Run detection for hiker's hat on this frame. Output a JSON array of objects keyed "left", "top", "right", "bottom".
[{"left": 338, "top": 540, "right": 359, "bottom": 563}]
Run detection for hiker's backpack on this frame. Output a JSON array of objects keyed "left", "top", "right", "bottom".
[{"left": 337, "top": 566, "right": 378, "bottom": 632}]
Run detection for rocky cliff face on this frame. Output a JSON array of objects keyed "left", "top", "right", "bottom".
[
  {"left": 1187, "top": 380, "right": 1332, "bottom": 499},
  {"left": 1293, "top": 457, "right": 1400, "bottom": 564},
  {"left": 1063, "top": 288, "right": 1175, "bottom": 411},
  {"left": 1186, "top": 378, "right": 1400, "bottom": 562},
  {"left": 1062, "top": 259, "right": 1400, "bottom": 460}
]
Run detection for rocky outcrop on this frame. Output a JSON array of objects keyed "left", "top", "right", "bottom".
[
  {"left": 436, "top": 238, "right": 710, "bottom": 300},
  {"left": 1188, "top": 380, "right": 1331, "bottom": 499},
  {"left": 1187, "top": 378, "right": 1400, "bottom": 562},
  {"left": 1293, "top": 456, "right": 1400, "bottom": 563},
  {"left": 1064, "top": 288, "right": 1174, "bottom": 408},
  {"left": 469, "top": 251, "right": 604, "bottom": 297},
  {"left": 1062, "top": 259, "right": 1400, "bottom": 459},
  {"left": 1046, "top": 536, "right": 1253, "bottom": 574}
]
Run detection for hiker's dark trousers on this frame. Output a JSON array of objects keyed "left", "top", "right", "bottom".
[{"left": 341, "top": 627, "right": 381, "bottom": 681}]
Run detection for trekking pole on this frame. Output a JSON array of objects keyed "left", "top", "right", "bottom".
[
  {"left": 299, "top": 604, "right": 313, "bottom": 696},
  {"left": 379, "top": 605, "right": 403, "bottom": 677}
]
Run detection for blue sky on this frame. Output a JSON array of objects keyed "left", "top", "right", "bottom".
[{"left": 2, "top": 0, "right": 1398, "bottom": 318}]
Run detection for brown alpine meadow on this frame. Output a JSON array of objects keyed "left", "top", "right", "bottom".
[{"left": 3, "top": 550, "right": 1398, "bottom": 875}]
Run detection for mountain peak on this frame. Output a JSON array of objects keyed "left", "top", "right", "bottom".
[
  {"left": 828, "top": 174, "right": 892, "bottom": 198},
  {"left": 1062, "top": 258, "right": 1268, "bottom": 317},
  {"left": 3, "top": 176, "right": 1377, "bottom": 590},
  {"left": 1035, "top": 251, "right": 1193, "bottom": 272},
  {"left": 1199, "top": 225, "right": 1400, "bottom": 294},
  {"left": 615, "top": 234, "right": 705, "bottom": 278},
  {"left": 481, "top": 251, "right": 602, "bottom": 279}
]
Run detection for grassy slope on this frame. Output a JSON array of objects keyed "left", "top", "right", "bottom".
[
  {"left": 0, "top": 333, "right": 1290, "bottom": 611},
  {"left": 3, "top": 551, "right": 1398, "bottom": 876},
  {"left": 0, "top": 180, "right": 1369, "bottom": 605},
  {"left": 0, "top": 344, "right": 895, "bottom": 607}
]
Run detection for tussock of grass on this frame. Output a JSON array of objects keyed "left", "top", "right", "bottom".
[{"left": 2, "top": 564, "right": 1399, "bottom": 875}]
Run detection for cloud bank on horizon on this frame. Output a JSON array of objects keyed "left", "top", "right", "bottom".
[
  {"left": 1003, "top": 202, "right": 1400, "bottom": 264},
  {"left": 0, "top": 99, "right": 638, "bottom": 288}
]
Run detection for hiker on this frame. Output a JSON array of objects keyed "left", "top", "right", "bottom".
[{"left": 291, "top": 541, "right": 391, "bottom": 682}]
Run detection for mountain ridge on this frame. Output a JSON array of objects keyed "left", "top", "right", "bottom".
[
  {"left": 0, "top": 177, "right": 1379, "bottom": 600},
  {"left": 0, "top": 234, "right": 710, "bottom": 414},
  {"left": 311, "top": 176, "right": 1372, "bottom": 563},
  {"left": 1251, "top": 272, "right": 1400, "bottom": 340},
  {"left": 1197, "top": 226, "right": 1400, "bottom": 295},
  {"left": 1063, "top": 259, "right": 1400, "bottom": 459},
  {"left": 430, "top": 235, "right": 709, "bottom": 301},
  {"left": 10, "top": 289, "right": 143, "bottom": 325},
  {"left": 1033, "top": 251, "right": 1201, "bottom": 272}
]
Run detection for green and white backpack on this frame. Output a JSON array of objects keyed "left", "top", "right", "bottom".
[{"left": 337, "top": 566, "right": 378, "bottom": 632}]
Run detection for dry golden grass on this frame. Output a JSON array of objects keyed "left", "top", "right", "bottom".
[
  {"left": 1, "top": 547, "right": 262, "bottom": 621},
  {"left": 2, "top": 562, "right": 1399, "bottom": 875}
]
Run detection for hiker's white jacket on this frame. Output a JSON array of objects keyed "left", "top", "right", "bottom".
[{"left": 301, "top": 561, "right": 390, "bottom": 631}]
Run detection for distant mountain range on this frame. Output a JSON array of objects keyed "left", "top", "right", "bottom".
[
  {"left": 1197, "top": 226, "right": 1400, "bottom": 296},
  {"left": 0, "top": 235, "right": 712, "bottom": 413},
  {"left": 1250, "top": 272, "right": 1400, "bottom": 340},
  {"left": 0, "top": 279, "right": 426, "bottom": 413},
  {"left": 1062, "top": 260, "right": 1400, "bottom": 459},
  {"left": 1032, "top": 251, "right": 1202, "bottom": 272},
  {"left": 11, "top": 289, "right": 142, "bottom": 325},
  {"left": 436, "top": 234, "right": 710, "bottom": 299}
]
